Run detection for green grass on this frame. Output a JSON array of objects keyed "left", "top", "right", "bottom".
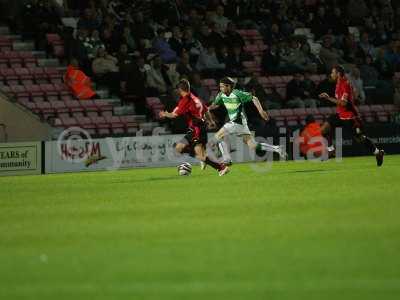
[{"left": 1, "top": 155, "right": 400, "bottom": 300}]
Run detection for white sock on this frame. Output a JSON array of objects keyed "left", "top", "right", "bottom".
[
  {"left": 218, "top": 141, "right": 231, "bottom": 162},
  {"left": 259, "top": 143, "right": 280, "bottom": 153}
]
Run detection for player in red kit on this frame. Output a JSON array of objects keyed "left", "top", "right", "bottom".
[
  {"left": 159, "top": 79, "right": 230, "bottom": 176},
  {"left": 319, "top": 65, "right": 384, "bottom": 166}
]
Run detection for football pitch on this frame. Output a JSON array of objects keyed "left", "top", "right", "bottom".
[{"left": 1, "top": 155, "right": 400, "bottom": 300}]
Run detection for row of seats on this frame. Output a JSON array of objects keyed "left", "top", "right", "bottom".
[
  {"left": 146, "top": 97, "right": 165, "bottom": 120},
  {"left": 0, "top": 50, "right": 39, "bottom": 68},
  {"left": 46, "top": 33, "right": 65, "bottom": 58},
  {"left": 53, "top": 114, "right": 140, "bottom": 136},
  {"left": 0, "top": 67, "right": 63, "bottom": 85},
  {"left": 2, "top": 83, "right": 71, "bottom": 101}
]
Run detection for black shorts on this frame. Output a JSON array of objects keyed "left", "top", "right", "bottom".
[
  {"left": 180, "top": 122, "right": 208, "bottom": 148},
  {"left": 327, "top": 114, "right": 364, "bottom": 135}
]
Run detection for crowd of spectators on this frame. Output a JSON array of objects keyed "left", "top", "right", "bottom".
[{"left": 14, "top": 0, "right": 400, "bottom": 125}]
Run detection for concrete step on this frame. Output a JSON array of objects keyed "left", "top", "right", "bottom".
[
  {"left": 113, "top": 105, "right": 135, "bottom": 116},
  {"left": 31, "top": 51, "right": 47, "bottom": 58},
  {"left": 12, "top": 41, "right": 35, "bottom": 51},
  {"left": 98, "top": 98, "right": 121, "bottom": 106},
  {"left": 37, "top": 58, "right": 60, "bottom": 67}
]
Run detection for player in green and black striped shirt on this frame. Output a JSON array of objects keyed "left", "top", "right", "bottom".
[{"left": 207, "top": 77, "right": 286, "bottom": 164}]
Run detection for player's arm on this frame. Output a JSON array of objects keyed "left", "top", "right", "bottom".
[
  {"left": 319, "top": 93, "right": 348, "bottom": 106},
  {"left": 159, "top": 110, "right": 178, "bottom": 119},
  {"left": 205, "top": 109, "right": 217, "bottom": 129},
  {"left": 252, "top": 96, "right": 269, "bottom": 121}
]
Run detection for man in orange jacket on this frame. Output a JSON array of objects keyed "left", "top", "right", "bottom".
[
  {"left": 298, "top": 115, "right": 327, "bottom": 158},
  {"left": 64, "top": 58, "right": 97, "bottom": 100}
]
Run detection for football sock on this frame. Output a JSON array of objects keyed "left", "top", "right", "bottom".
[
  {"left": 205, "top": 157, "right": 223, "bottom": 171},
  {"left": 256, "top": 143, "right": 280, "bottom": 153},
  {"left": 218, "top": 141, "right": 231, "bottom": 162}
]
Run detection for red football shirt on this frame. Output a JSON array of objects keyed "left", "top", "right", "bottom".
[
  {"left": 173, "top": 93, "right": 207, "bottom": 127},
  {"left": 335, "top": 77, "right": 356, "bottom": 120}
]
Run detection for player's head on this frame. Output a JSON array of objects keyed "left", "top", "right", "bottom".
[
  {"left": 331, "top": 65, "right": 345, "bottom": 81},
  {"left": 177, "top": 79, "right": 191, "bottom": 97},
  {"left": 305, "top": 114, "right": 315, "bottom": 125},
  {"left": 219, "top": 77, "right": 236, "bottom": 95}
]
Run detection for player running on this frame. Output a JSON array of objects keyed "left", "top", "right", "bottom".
[
  {"left": 319, "top": 65, "right": 384, "bottom": 166},
  {"left": 159, "top": 79, "right": 230, "bottom": 176},
  {"left": 207, "top": 77, "right": 286, "bottom": 165}
]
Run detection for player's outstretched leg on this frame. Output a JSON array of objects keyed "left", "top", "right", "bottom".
[
  {"left": 194, "top": 145, "right": 229, "bottom": 176},
  {"left": 354, "top": 130, "right": 384, "bottom": 166},
  {"left": 243, "top": 135, "right": 287, "bottom": 159}
]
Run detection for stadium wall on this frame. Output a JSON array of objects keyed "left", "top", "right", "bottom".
[
  {"left": 0, "top": 93, "right": 53, "bottom": 143},
  {"left": 0, "top": 141, "right": 42, "bottom": 176}
]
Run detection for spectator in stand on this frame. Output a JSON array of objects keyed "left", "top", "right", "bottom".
[
  {"left": 146, "top": 55, "right": 179, "bottom": 97},
  {"left": 101, "top": 27, "right": 120, "bottom": 54},
  {"left": 64, "top": 58, "right": 97, "bottom": 100},
  {"left": 86, "top": 29, "right": 105, "bottom": 60},
  {"left": 302, "top": 71, "right": 319, "bottom": 106},
  {"left": 342, "top": 33, "right": 363, "bottom": 64},
  {"left": 224, "top": 22, "right": 245, "bottom": 49},
  {"left": 191, "top": 72, "right": 211, "bottom": 103},
  {"left": 309, "top": 6, "right": 330, "bottom": 40},
  {"left": 77, "top": 8, "right": 101, "bottom": 31},
  {"left": 347, "top": 0, "right": 370, "bottom": 24},
  {"left": 246, "top": 74, "right": 281, "bottom": 110},
  {"left": 348, "top": 67, "right": 366, "bottom": 104},
  {"left": 132, "top": 11, "right": 155, "bottom": 41},
  {"left": 226, "top": 44, "right": 251, "bottom": 77},
  {"left": 121, "top": 26, "right": 137, "bottom": 52},
  {"left": 358, "top": 32, "right": 377, "bottom": 60},
  {"left": 374, "top": 47, "right": 393, "bottom": 79},
  {"left": 264, "top": 23, "right": 284, "bottom": 45},
  {"left": 176, "top": 51, "right": 196, "bottom": 78},
  {"left": 280, "top": 39, "right": 308, "bottom": 74},
  {"left": 286, "top": 73, "right": 317, "bottom": 108},
  {"left": 261, "top": 44, "right": 281, "bottom": 75},
  {"left": 212, "top": 5, "right": 230, "bottom": 33},
  {"left": 182, "top": 27, "right": 203, "bottom": 64},
  {"left": 196, "top": 44, "right": 226, "bottom": 78},
  {"left": 168, "top": 26, "right": 185, "bottom": 57},
  {"left": 152, "top": 29, "right": 178, "bottom": 63},
  {"left": 328, "top": 7, "right": 349, "bottom": 37},
  {"left": 71, "top": 28, "right": 91, "bottom": 73},
  {"left": 117, "top": 44, "right": 133, "bottom": 72},
  {"left": 319, "top": 35, "right": 345, "bottom": 72},
  {"left": 207, "top": 22, "right": 225, "bottom": 49},
  {"left": 120, "top": 56, "right": 147, "bottom": 113},
  {"left": 316, "top": 74, "right": 336, "bottom": 106},
  {"left": 92, "top": 47, "right": 120, "bottom": 96},
  {"left": 359, "top": 55, "right": 379, "bottom": 87}
]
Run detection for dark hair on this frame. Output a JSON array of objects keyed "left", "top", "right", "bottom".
[
  {"left": 305, "top": 114, "right": 315, "bottom": 125},
  {"left": 333, "top": 65, "right": 345, "bottom": 76},
  {"left": 177, "top": 79, "right": 190, "bottom": 92},
  {"left": 220, "top": 77, "right": 236, "bottom": 87}
]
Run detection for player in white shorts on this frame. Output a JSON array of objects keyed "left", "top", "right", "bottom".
[{"left": 206, "top": 77, "right": 286, "bottom": 165}]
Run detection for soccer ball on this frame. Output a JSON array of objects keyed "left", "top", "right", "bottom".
[{"left": 178, "top": 162, "right": 192, "bottom": 176}]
